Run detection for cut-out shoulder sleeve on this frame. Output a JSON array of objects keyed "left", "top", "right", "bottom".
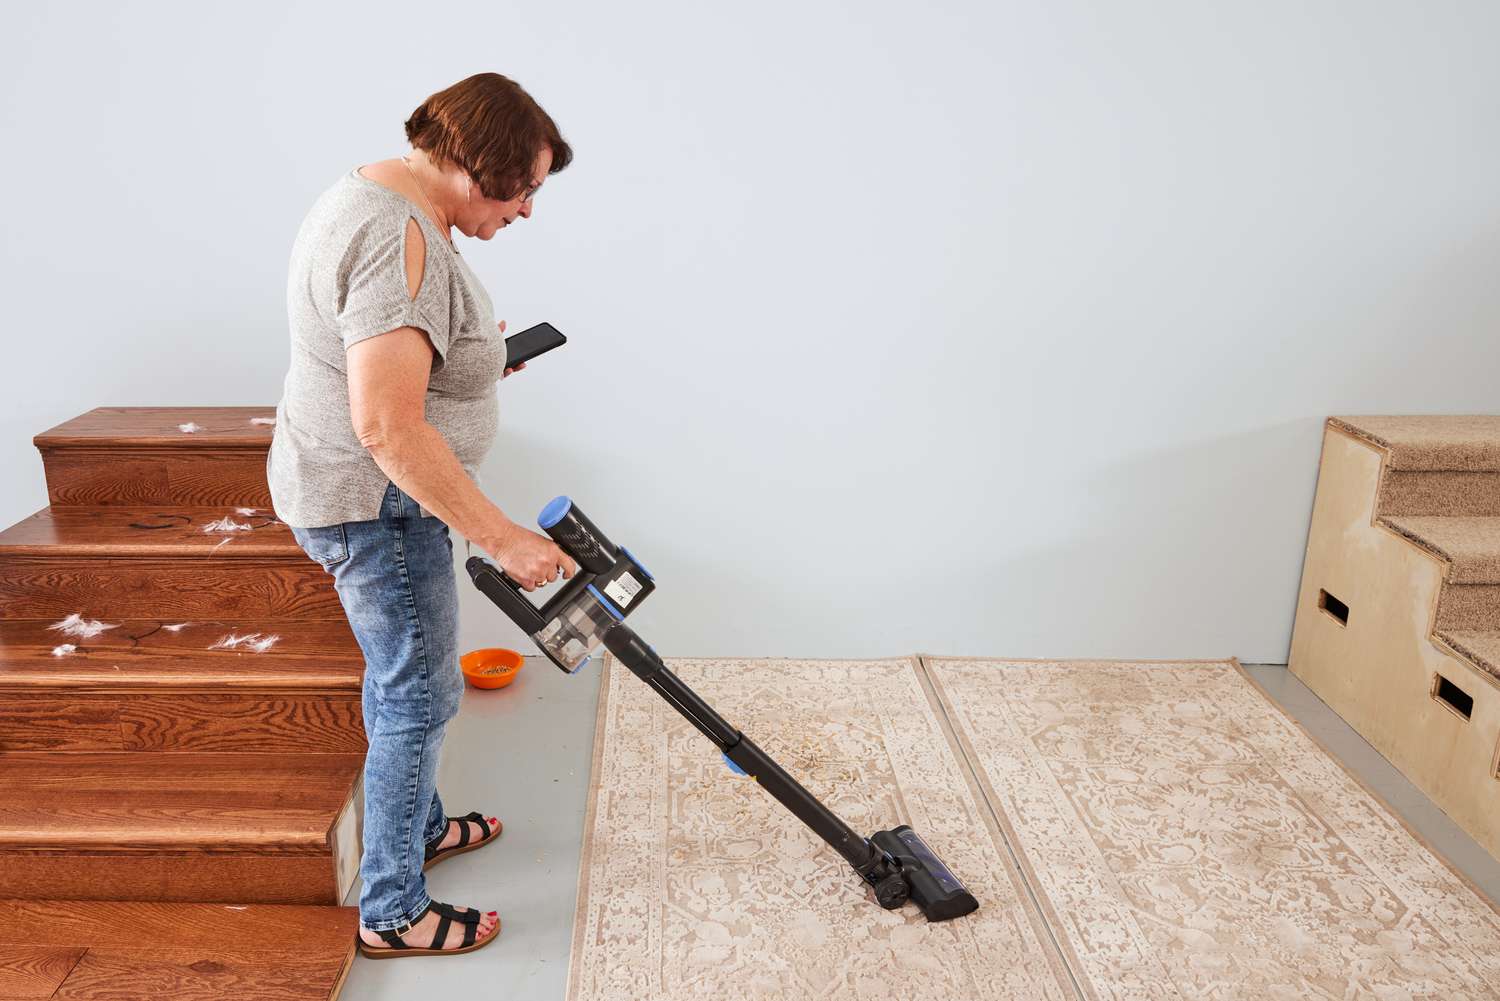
[{"left": 334, "top": 213, "right": 453, "bottom": 369}]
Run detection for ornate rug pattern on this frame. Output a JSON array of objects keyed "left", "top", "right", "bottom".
[
  {"left": 925, "top": 657, "right": 1500, "bottom": 1001},
  {"left": 566, "top": 656, "right": 1075, "bottom": 1001}
]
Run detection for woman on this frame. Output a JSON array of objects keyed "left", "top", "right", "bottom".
[{"left": 267, "top": 72, "right": 579, "bottom": 959}]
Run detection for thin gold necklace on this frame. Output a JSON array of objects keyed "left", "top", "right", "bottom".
[{"left": 401, "top": 155, "right": 457, "bottom": 252}]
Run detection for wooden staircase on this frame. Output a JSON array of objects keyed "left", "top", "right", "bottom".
[{"left": 0, "top": 407, "right": 365, "bottom": 998}]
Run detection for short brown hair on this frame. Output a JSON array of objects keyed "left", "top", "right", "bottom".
[{"left": 404, "top": 73, "right": 573, "bottom": 201}]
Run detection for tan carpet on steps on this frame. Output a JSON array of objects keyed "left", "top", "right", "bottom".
[
  {"left": 569, "top": 656, "right": 1500, "bottom": 1001},
  {"left": 1380, "top": 515, "right": 1500, "bottom": 584},
  {"left": 1437, "top": 630, "right": 1500, "bottom": 683},
  {"left": 1330, "top": 416, "right": 1500, "bottom": 471}
]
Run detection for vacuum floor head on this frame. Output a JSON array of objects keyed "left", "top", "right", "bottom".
[{"left": 867, "top": 826, "right": 979, "bottom": 922}]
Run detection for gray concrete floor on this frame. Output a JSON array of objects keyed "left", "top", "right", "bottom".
[{"left": 339, "top": 661, "right": 1500, "bottom": 999}]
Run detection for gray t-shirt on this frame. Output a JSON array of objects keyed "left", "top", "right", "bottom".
[{"left": 268, "top": 168, "right": 506, "bottom": 527}]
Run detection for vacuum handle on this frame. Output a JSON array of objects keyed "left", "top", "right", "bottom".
[
  {"left": 468, "top": 494, "right": 610, "bottom": 600},
  {"left": 466, "top": 556, "right": 548, "bottom": 633},
  {"left": 537, "top": 496, "right": 617, "bottom": 575},
  {"left": 464, "top": 495, "right": 615, "bottom": 632}
]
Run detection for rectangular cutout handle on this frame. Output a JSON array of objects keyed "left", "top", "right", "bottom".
[
  {"left": 1432, "top": 673, "right": 1474, "bottom": 722},
  {"left": 1318, "top": 589, "right": 1350, "bottom": 626}
]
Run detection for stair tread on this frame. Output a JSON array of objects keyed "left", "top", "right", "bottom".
[
  {"left": 1380, "top": 515, "right": 1500, "bottom": 584},
  {"left": 1436, "top": 631, "right": 1500, "bottom": 683},
  {"left": 1331, "top": 415, "right": 1500, "bottom": 471},
  {"left": 0, "top": 752, "right": 362, "bottom": 852},
  {"left": 0, "top": 506, "right": 298, "bottom": 558},
  {"left": 0, "top": 899, "right": 355, "bottom": 999},
  {"left": 34, "top": 407, "right": 276, "bottom": 449},
  {"left": 0, "top": 618, "right": 362, "bottom": 689}
]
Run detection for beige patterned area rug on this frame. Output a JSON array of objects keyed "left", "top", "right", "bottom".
[
  {"left": 569, "top": 655, "right": 1500, "bottom": 1001},
  {"left": 566, "top": 656, "right": 1076, "bottom": 1000},
  {"left": 925, "top": 657, "right": 1500, "bottom": 1001}
]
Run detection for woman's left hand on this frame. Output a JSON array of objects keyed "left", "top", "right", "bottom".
[{"left": 497, "top": 320, "right": 526, "bottom": 378}]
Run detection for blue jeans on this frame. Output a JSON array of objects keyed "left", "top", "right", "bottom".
[{"left": 290, "top": 481, "right": 464, "bottom": 930}]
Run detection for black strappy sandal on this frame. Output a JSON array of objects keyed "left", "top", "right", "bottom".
[
  {"left": 423, "top": 811, "right": 503, "bottom": 871},
  {"left": 356, "top": 900, "right": 500, "bottom": 960}
]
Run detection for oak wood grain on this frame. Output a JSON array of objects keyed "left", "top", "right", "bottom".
[
  {"left": 0, "top": 561, "right": 343, "bottom": 620},
  {"left": 0, "top": 507, "right": 297, "bottom": 557},
  {"left": 40, "top": 449, "right": 273, "bottom": 509},
  {"left": 0, "top": 618, "right": 362, "bottom": 690},
  {"left": 33, "top": 408, "right": 277, "bottom": 448},
  {"left": 0, "top": 701, "right": 119, "bottom": 752},
  {"left": 0, "top": 899, "right": 357, "bottom": 952},
  {"left": 0, "top": 854, "right": 343, "bottom": 905},
  {"left": 0, "top": 694, "right": 365, "bottom": 753},
  {"left": 119, "top": 695, "right": 365, "bottom": 753},
  {"left": 0, "top": 944, "right": 84, "bottom": 996},
  {"left": 0, "top": 752, "right": 362, "bottom": 851},
  {"left": 50, "top": 947, "right": 344, "bottom": 1001}
]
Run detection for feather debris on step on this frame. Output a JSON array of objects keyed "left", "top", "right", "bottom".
[
  {"left": 235, "top": 507, "right": 259, "bottom": 516},
  {"left": 209, "top": 632, "right": 281, "bottom": 653},
  {"left": 163, "top": 623, "right": 192, "bottom": 632},
  {"left": 203, "top": 517, "right": 252, "bottom": 534},
  {"left": 51, "top": 644, "right": 77, "bottom": 657},
  {"left": 48, "top": 613, "right": 119, "bottom": 639},
  {"left": 178, "top": 422, "right": 204, "bottom": 433},
  {"left": 211, "top": 537, "right": 234, "bottom": 552},
  {"left": 249, "top": 417, "right": 276, "bottom": 426}
]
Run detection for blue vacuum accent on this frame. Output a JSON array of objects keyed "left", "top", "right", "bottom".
[
  {"left": 723, "top": 753, "right": 748, "bottom": 776},
  {"left": 586, "top": 584, "right": 625, "bottom": 621},
  {"left": 620, "top": 546, "right": 654, "bottom": 581},
  {"left": 539, "top": 495, "right": 573, "bottom": 529}
]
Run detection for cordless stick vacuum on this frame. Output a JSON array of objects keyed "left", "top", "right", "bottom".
[{"left": 466, "top": 496, "right": 980, "bottom": 922}]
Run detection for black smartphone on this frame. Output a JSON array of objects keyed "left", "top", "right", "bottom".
[{"left": 504, "top": 322, "right": 567, "bottom": 368}]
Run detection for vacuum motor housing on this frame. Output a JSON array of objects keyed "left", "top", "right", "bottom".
[{"left": 466, "top": 495, "right": 655, "bottom": 675}]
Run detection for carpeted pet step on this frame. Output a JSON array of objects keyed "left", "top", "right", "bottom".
[
  {"left": 1290, "top": 420, "right": 1500, "bottom": 862},
  {"left": 1330, "top": 415, "right": 1500, "bottom": 470},
  {"left": 1333, "top": 416, "right": 1500, "bottom": 516},
  {"left": 1437, "top": 630, "right": 1500, "bottom": 684},
  {"left": 1379, "top": 515, "right": 1500, "bottom": 584}
]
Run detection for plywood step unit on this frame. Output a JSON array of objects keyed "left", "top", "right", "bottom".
[
  {"left": 1289, "top": 415, "right": 1500, "bottom": 860},
  {"left": 0, "top": 407, "right": 365, "bottom": 996}
]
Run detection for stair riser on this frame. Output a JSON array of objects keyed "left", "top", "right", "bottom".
[
  {"left": 0, "top": 558, "right": 343, "bottom": 619},
  {"left": 1381, "top": 470, "right": 1500, "bottom": 517},
  {"left": 0, "top": 853, "right": 342, "bottom": 905},
  {"left": 1436, "top": 584, "right": 1500, "bottom": 632},
  {"left": 0, "top": 694, "right": 366, "bottom": 753},
  {"left": 39, "top": 447, "right": 272, "bottom": 509}
]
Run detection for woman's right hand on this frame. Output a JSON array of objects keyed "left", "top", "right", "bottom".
[{"left": 486, "top": 521, "right": 579, "bottom": 592}]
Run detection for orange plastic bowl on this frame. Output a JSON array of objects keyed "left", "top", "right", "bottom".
[{"left": 461, "top": 648, "right": 525, "bottom": 690}]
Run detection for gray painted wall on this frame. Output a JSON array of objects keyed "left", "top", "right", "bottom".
[{"left": 4, "top": 1, "right": 1497, "bottom": 662}]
